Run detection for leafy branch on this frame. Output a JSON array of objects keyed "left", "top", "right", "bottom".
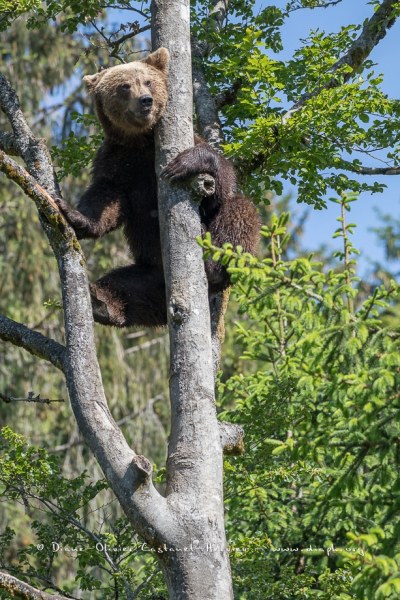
[{"left": 282, "top": 0, "right": 399, "bottom": 123}]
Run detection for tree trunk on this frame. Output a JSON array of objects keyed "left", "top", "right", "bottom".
[{"left": 151, "top": 1, "right": 233, "bottom": 597}]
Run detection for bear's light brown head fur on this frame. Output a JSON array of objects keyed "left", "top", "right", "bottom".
[{"left": 83, "top": 48, "right": 170, "bottom": 140}]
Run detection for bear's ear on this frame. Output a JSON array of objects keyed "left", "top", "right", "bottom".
[
  {"left": 142, "top": 48, "right": 170, "bottom": 75},
  {"left": 83, "top": 71, "right": 105, "bottom": 93}
]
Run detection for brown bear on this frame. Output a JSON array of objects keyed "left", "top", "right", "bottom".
[{"left": 57, "top": 48, "right": 259, "bottom": 327}]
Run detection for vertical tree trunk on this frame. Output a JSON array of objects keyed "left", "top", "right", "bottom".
[{"left": 151, "top": 1, "right": 234, "bottom": 598}]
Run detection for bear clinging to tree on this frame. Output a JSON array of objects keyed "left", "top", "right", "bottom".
[{"left": 57, "top": 48, "right": 259, "bottom": 327}]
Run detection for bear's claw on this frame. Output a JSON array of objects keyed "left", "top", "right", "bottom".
[{"left": 162, "top": 146, "right": 214, "bottom": 181}]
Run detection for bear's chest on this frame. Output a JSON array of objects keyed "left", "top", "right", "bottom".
[
  {"left": 123, "top": 156, "right": 158, "bottom": 217},
  {"left": 115, "top": 149, "right": 160, "bottom": 263},
  {"left": 106, "top": 145, "right": 157, "bottom": 206}
]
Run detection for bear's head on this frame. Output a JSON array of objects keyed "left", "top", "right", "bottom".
[{"left": 83, "top": 48, "right": 170, "bottom": 140}]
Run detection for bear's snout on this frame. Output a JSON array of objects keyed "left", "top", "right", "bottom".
[{"left": 139, "top": 95, "right": 153, "bottom": 109}]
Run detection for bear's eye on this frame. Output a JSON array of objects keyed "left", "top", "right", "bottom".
[
  {"left": 145, "top": 80, "right": 152, "bottom": 87},
  {"left": 120, "top": 83, "right": 131, "bottom": 91}
]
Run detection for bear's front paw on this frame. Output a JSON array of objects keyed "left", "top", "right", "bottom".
[
  {"left": 162, "top": 149, "right": 196, "bottom": 181},
  {"left": 55, "top": 197, "right": 70, "bottom": 214},
  {"left": 162, "top": 146, "right": 216, "bottom": 181}
]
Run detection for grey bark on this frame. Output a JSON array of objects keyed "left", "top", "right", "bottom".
[
  {"left": 0, "top": 314, "right": 66, "bottom": 371},
  {"left": 0, "top": 74, "right": 60, "bottom": 198},
  {"left": 192, "top": 58, "right": 223, "bottom": 149},
  {"left": 0, "top": 130, "right": 18, "bottom": 155},
  {"left": 339, "top": 161, "right": 400, "bottom": 176},
  {"left": 219, "top": 421, "right": 245, "bottom": 456},
  {"left": 191, "top": 0, "right": 230, "bottom": 148},
  {"left": 0, "top": 571, "right": 71, "bottom": 600},
  {"left": 192, "top": 51, "right": 229, "bottom": 373},
  {"left": 152, "top": 1, "right": 234, "bottom": 598}
]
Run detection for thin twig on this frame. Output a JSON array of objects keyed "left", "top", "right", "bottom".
[{"left": 0, "top": 391, "right": 64, "bottom": 404}]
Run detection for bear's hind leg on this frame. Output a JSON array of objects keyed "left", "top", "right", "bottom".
[{"left": 90, "top": 265, "right": 167, "bottom": 327}]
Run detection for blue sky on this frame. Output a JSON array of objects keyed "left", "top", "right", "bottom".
[{"left": 263, "top": 0, "right": 400, "bottom": 275}]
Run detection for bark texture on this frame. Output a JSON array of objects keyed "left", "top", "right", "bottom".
[
  {"left": 0, "top": 571, "right": 70, "bottom": 600},
  {"left": 152, "top": 1, "right": 234, "bottom": 597},
  {"left": 0, "top": 313, "right": 66, "bottom": 372}
]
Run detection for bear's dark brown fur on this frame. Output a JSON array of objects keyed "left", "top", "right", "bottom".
[{"left": 57, "top": 48, "right": 259, "bottom": 327}]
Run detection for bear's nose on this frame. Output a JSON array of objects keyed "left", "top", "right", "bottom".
[{"left": 140, "top": 95, "right": 153, "bottom": 108}]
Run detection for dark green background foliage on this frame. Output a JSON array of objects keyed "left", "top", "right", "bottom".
[{"left": 1, "top": 0, "right": 400, "bottom": 598}]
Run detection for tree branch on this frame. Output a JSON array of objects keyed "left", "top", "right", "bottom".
[
  {"left": 153, "top": 4, "right": 220, "bottom": 493},
  {"left": 192, "top": 58, "right": 223, "bottom": 148},
  {"left": 0, "top": 571, "right": 71, "bottom": 600},
  {"left": 330, "top": 0, "right": 397, "bottom": 77},
  {"left": 191, "top": 4, "right": 251, "bottom": 462},
  {"left": 0, "top": 314, "right": 66, "bottom": 371},
  {"left": 0, "top": 74, "right": 60, "bottom": 197},
  {"left": 208, "top": 0, "right": 229, "bottom": 30},
  {"left": 219, "top": 422, "right": 245, "bottom": 455},
  {"left": 215, "top": 78, "right": 243, "bottom": 109},
  {"left": 210, "top": 289, "right": 230, "bottom": 377},
  {"left": 191, "top": 0, "right": 234, "bottom": 383},
  {"left": 191, "top": 0, "right": 231, "bottom": 147},
  {"left": 287, "top": 0, "right": 343, "bottom": 12},
  {"left": 283, "top": 0, "right": 399, "bottom": 123},
  {"left": 152, "top": 1, "right": 234, "bottom": 595},
  {"left": 0, "top": 150, "right": 72, "bottom": 241},
  {"left": 341, "top": 162, "right": 400, "bottom": 175},
  {"left": 0, "top": 130, "right": 18, "bottom": 155},
  {"left": 110, "top": 24, "right": 151, "bottom": 47},
  {"left": 0, "top": 391, "right": 64, "bottom": 403},
  {"left": 88, "top": 21, "right": 152, "bottom": 62}
]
